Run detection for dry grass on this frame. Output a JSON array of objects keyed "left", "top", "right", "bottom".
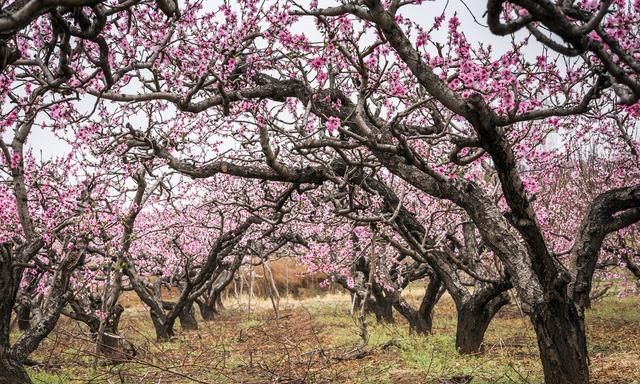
[{"left": 21, "top": 288, "right": 640, "bottom": 384}]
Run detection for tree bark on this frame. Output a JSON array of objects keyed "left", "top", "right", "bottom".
[
  {"left": 352, "top": 293, "right": 395, "bottom": 323},
  {"left": 416, "top": 276, "right": 444, "bottom": 333},
  {"left": 96, "top": 304, "right": 133, "bottom": 361},
  {"left": 178, "top": 303, "right": 198, "bottom": 331},
  {"left": 370, "top": 290, "right": 394, "bottom": 323},
  {"left": 198, "top": 299, "right": 217, "bottom": 321},
  {"left": 198, "top": 290, "right": 225, "bottom": 321},
  {"left": 530, "top": 300, "right": 589, "bottom": 384},
  {"left": 623, "top": 251, "right": 640, "bottom": 280},
  {"left": 393, "top": 296, "right": 429, "bottom": 334},
  {"left": 392, "top": 277, "right": 443, "bottom": 335},
  {"left": 150, "top": 310, "right": 173, "bottom": 341},
  {"left": 216, "top": 294, "right": 224, "bottom": 311},
  {"left": 456, "top": 293, "right": 509, "bottom": 354},
  {"left": 0, "top": 246, "right": 30, "bottom": 383},
  {"left": 15, "top": 303, "right": 31, "bottom": 331},
  {"left": 0, "top": 350, "right": 30, "bottom": 384}
]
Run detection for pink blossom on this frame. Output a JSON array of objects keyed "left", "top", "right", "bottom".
[
  {"left": 311, "top": 56, "right": 326, "bottom": 70},
  {"left": 326, "top": 117, "right": 341, "bottom": 133}
]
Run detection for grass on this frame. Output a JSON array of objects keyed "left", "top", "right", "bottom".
[
  {"left": 15, "top": 289, "right": 640, "bottom": 383},
  {"left": 29, "top": 371, "right": 72, "bottom": 384}
]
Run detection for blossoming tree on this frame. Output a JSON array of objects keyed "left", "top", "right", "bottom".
[{"left": 1, "top": 0, "right": 639, "bottom": 383}]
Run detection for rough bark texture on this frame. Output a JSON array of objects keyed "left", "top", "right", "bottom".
[
  {"left": 0, "top": 246, "right": 30, "bottom": 384},
  {"left": 198, "top": 291, "right": 222, "bottom": 321},
  {"left": 624, "top": 252, "right": 640, "bottom": 280},
  {"left": 150, "top": 310, "right": 174, "bottom": 341},
  {"left": 0, "top": 350, "right": 30, "bottom": 384},
  {"left": 416, "top": 276, "right": 444, "bottom": 333},
  {"left": 351, "top": 291, "right": 394, "bottom": 324},
  {"left": 177, "top": 303, "right": 198, "bottom": 331},
  {"left": 392, "top": 277, "right": 443, "bottom": 335},
  {"left": 530, "top": 300, "right": 589, "bottom": 384},
  {"left": 0, "top": 250, "right": 19, "bottom": 350},
  {"left": 15, "top": 305, "right": 31, "bottom": 332},
  {"left": 198, "top": 300, "right": 217, "bottom": 321},
  {"left": 96, "top": 305, "right": 133, "bottom": 361},
  {"left": 370, "top": 289, "right": 394, "bottom": 323},
  {"left": 456, "top": 293, "right": 509, "bottom": 354},
  {"left": 66, "top": 299, "right": 131, "bottom": 361}
]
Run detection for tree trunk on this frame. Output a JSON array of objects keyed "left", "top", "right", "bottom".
[
  {"left": 370, "top": 290, "right": 394, "bottom": 323},
  {"left": 198, "top": 299, "right": 216, "bottom": 321},
  {"left": 160, "top": 300, "right": 197, "bottom": 332},
  {"left": 150, "top": 311, "right": 173, "bottom": 341},
  {"left": 198, "top": 292, "right": 222, "bottom": 321},
  {"left": 216, "top": 294, "right": 224, "bottom": 311},
  {"left": 0, "top": 247, "right": 30, "bottom": 383},
  {"left": 0, "top": 351, "right": 30, "bottom": 384},
  {"left": 393, "top": 296, "right": 430, "bottom": 335},
  {"left": 419, "top": 276, "right": 444, "bottom": 333},
  {"left": 372, "top": 298, "right": 394, "bottom": 323},
  {"left": 96, "top": 305, "right": 133, "bottom": 361},
  {"left": 98, "top": 333, "right": 131, "bottom": 362},
  {"left": 350, "top": 290, "right": 394, "bottom": 323},
  {"left": 411, "top": 312, "right": 431, "bottom": 334},
  {"left": 247, "top": 266, "right": 254, "bottom": 314},
  {"left": 415, "top": 276, "right": 444, "bottom": 334},
  {"left": 392, "top": 278, "right": 443, "bottom": 335},
  {"left": 263, "top": 261, "right": 280, "bottom": 319},
  {"left": 178, "top": 303, "right": 198, "bottom": 330},
  {"left": 530, "top": 300, "right": 589, "bottom": 384},
  {"left": 15, "top": 304, "right": 31, "bottom": 331},
  {"left": 456, "top": 293, "right": 509, "bottom": 354}
]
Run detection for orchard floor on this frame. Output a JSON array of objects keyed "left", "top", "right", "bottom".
[{"left": 21, "top": 288, "right": 640, "bottom": 384}]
